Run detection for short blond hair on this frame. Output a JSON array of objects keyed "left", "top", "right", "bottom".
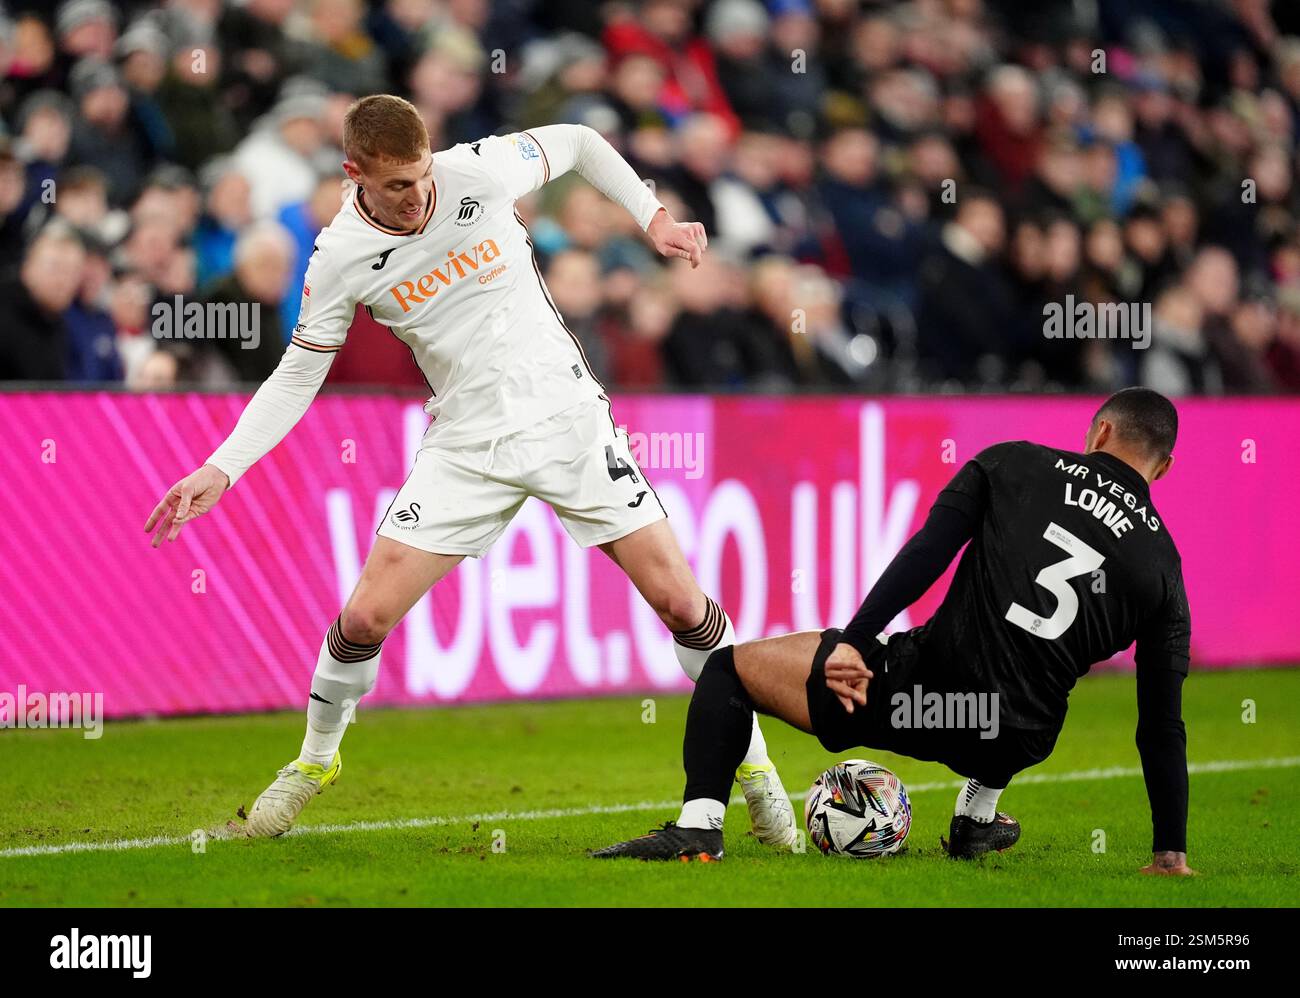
[{"left": 342, "top": 95, "right": 430, "bottom": 167}]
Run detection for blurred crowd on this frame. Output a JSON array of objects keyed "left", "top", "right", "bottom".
[{"left": 2, "top": 0, "right": 1300, "bottom": 394}]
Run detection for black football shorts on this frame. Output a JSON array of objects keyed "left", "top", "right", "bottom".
[{"left": 804, "top": 628, "right": 1059, "bottom": 788}]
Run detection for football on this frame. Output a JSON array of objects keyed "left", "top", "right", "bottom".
[{"left": 805, "top": 760, "right": 912, "bottom": 858}]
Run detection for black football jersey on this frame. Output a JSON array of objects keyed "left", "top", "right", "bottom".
[{"left": 899, "top": 441, "right": 1191, "bottom": 730}]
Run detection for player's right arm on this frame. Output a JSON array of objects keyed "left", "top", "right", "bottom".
[
  {"left": 145, "top": 248, "right": 356, "bottom": 547},
  {"left": 827, "top": 452, "right": 992, "bottom": 710},
  {"left": 1134, "top": 567, "right": 1194, "bottom": 875},
  {"left": 476, "top": 125, "right": 707, "bottom": 267}
]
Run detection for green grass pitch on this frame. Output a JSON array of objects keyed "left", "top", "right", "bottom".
[{"left": 1, "top": 667, "right": 1297, "bottom": 907}]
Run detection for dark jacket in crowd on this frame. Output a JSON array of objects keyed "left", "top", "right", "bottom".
[{"left": 0, "top": 270, "right": 69, "bottom": 381}]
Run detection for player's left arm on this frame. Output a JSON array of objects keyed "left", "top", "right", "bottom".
[
  {"left": 1134, "top": 568, "right": 1194, "bottom": 875},
  {"left": 485, "top": 124, "right": 706, "bottom": 267}
]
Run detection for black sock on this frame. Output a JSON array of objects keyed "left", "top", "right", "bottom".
[{"left": 683, "top": 646, "right": 755, "bottom": 805}]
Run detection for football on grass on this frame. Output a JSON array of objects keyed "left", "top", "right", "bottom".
[{"left": 805, "top": 760, "right": 912, "bottom": 857}]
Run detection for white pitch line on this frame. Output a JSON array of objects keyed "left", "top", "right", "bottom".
[{"left": 2, "top": 755, "right": 1296, "bottom": 860}]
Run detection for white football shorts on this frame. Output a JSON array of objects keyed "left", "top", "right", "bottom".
[{"left": 376, "top": 396, "right": 666, "bottom": 556}]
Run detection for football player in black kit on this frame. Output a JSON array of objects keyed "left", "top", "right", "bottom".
[{"left": 592, "top": 388, "right": 1194, "bottom": 874}]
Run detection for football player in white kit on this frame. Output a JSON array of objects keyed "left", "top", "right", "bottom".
[{"left": 145, "top": 95, "right": 797, "bottom": 848}]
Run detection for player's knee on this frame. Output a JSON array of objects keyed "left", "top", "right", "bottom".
[
  {"left": 701, "top": 644, "right": 738, "bottom": 678},
  {"left": 338, "top": 604, "right": 395, "bottom": 647},
  {"left": 698, "top": 644, "right": 753, "bottom": 709},
  {"left": 653, "top": 587, "right": 706, "bottom": 634}
]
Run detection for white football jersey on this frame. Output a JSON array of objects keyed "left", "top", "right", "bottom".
[
  {"left": 302, "top": 130, "right": 622, "bottom": 444},
  {"left": 207, "top": 124, "right": 663, "bottom": 486}
]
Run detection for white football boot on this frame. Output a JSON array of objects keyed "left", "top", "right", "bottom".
[
  {"left": 235, "top": 751, "right": 342, "bottom": 838},
  {"left": 737, "top": 761, "right": 799, "bottom": 849}
]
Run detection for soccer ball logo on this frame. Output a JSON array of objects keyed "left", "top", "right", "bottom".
[{"left": 805, "top": 760, "right": 911, "bottom": 858}]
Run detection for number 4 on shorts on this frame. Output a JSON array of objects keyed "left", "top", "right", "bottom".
[{"left": 605, "top": 444, "right": 640, "bottom": 484}]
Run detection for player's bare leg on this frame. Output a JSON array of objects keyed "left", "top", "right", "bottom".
[
  {"left": 234, "top": 538, "right": 463, "bottom": 837},
  {"left": 732, "top": 632, "right": 826, "bottom": 732},
  {"left": 600, "top": 520, "right": 799, "bottom": 848}
]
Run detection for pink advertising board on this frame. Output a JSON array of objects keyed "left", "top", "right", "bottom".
[{"left": 0, "top": 392, "right": 1295, "bottom": 717}]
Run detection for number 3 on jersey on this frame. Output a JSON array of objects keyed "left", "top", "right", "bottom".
[{"left": 1006, "top": 521, "right": 1105, "bottom": 640}]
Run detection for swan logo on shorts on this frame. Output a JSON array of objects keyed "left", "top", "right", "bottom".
[{"left": 391, "top": 502, "right": 421, "bottom": 529}]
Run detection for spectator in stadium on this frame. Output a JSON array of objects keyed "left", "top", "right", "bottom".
[
  {"left": 0, "top": 223, "right": 87, "bottom": 381},
  {"left": 0, "top": 0, "right": 1295, "bottom": 397},
  {"left": 230, "top": 82, "right": 331, "bottom": 219},
  {"left": 914, "top": 190, "right": 1016, "bottom": 384},
  {"left": 110, "top": 270, "right": 158, "bottom": 387},
  {"left": 1270, "top": 288, "right": 1300, "bottom": 390},
  {"left": 817, "top": 125, "right": 925, "bottom": 314},
  {"left": 975, "top": 64, "right": 1044, "bottom": 194},
  {"left": 66, "top": 57, "right": 156, "bottom": 204},
  {"left": 662, "top": 112, "right": 730, "bottom": 237},
  {"left": 605, "top": 52, "right": 670, "bottom": 135},
  {"left": 278, "top": 170, "right": 348, "bottom": 338},
  {"left": 191, "top": 219, "right": 296, "bottom": 384},
  {"left": 156, "top": 21, "right": 241, "bottom": 172},
  {"left": 194, "top": 157, "right": 253, "bottom": 290},
  {"left": 54, "top": 0, "right": 118, "bottom": 82},
  {"left": 513, "top": 32, "right": 608, "bottom": 129},
  {"left": 1131, "top": 73, "right": 1195, "bottom": 184},
  {"left": 406, "top": 24, "right": 491, "bottom": 147},
  {"left": 1141, "top": 285, "right": 1221, "bottom": 396},
  {"left": 662, "top": 252, "right": 767, "bottom": 388},
  {"left": 707, "top": 0, "right": 775, "bottom": 130},
  {"left": 544, "top": 248, "right": 609, "bottom": 383},
  {"left": 1185, "top": 246, "right": 1276, "bottom": 392},
  {"left": 607, "top": 277, "right": 675, "bottom": 389},
  {"left": 115, "top": 212, "right": 180, "bottom": 295},
  {"left": 64, "top": 233, "right": 122, "bottom": 382},
  {"left": 217, "top": 0, "right": 300, "bottom": 129},
  {"left": 299, "top": 0, "right": 390, "bottom": 98},
  {"left": 5, "top": 14, "right": 60, "bottom": 114},
  {"left": 0, "top": 142, "right": 31, "bottom": 275},
  {"left": 710, "top": 128, "right": 784, "bottom": 258},
  {"left": 131, "top": 164, "right": 202, "bottom": 246},
  {"left": 13, "top": 89, "right": 73, "bottom": 218},
  {"left": 602, "top": 0, "right": 739, "bottom": 134},
  {"left": 766, "top": 0, "right": 828, "bottom": 131},
  {"left": 1232, "top": 290, "right": 1284, "bottom": 392}
]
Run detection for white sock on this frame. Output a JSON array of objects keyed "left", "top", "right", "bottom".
[
  {"left": 953, "top": 778, "right": 1003, "bottom": 823},
  {"left": 299, "top": 617, "right": 383, "bottom": 766},
  {"left": 672, "top": 599, "right": 771, "bottom": 768},
  {"left": 671, "top": 595, "right": 730, "bottom": 682},
  {"left": 742, "top": 711, "right": 769, "bottom": 767},
  {"left": 678, "top": 798, "right": 726, "bottom": 830}
]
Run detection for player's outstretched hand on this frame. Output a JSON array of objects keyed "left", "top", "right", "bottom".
[
  {"left": 145, "top": 464, "right": 230, "bottom": 548},
  {"left": 825, "top": 642, "right": 873, "bottom": 714},
  {"left": 1139, "top": 851, "right": 1197, "bottom": 876},
  {"left": 647, "top": 207, "right": 707, "bottom": 268}
]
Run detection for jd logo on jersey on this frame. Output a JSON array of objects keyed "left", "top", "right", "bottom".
[
  {"left": 453, "top": 196, "right": 482, "bottom": 227},
  {"left": 388, "top": 239, "right": 504, "bottom": 313}
]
